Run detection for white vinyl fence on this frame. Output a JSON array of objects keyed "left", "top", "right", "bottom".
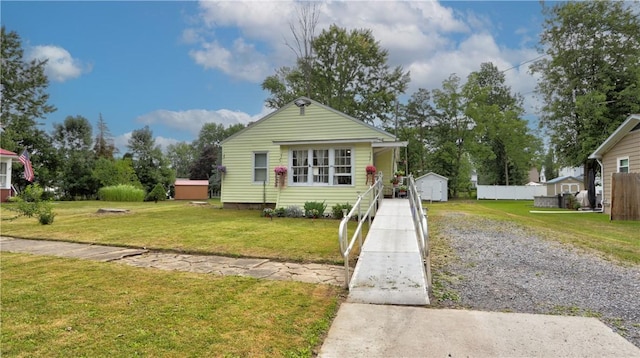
[{"left": 477, "top": 185, "right": 547, "bottom": 200}]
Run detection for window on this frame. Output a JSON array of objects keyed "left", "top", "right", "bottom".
[
  {"left": 333, "top": 149, "right": 352, "bottom": 185},
  {"left": 618, "top": 157, "right": 629, "bottom": 173},
  {"left": 253, "top": 152, "right": 268, "bottom": 183},
  {"left": 291, "top": 150, "right": 308, "bottom": 183},
  {"left": 289, "top": 147, "right": 353, "bottom": 186},
  {"left": 0, "top": 162, "right": 6, "bottom": 188},
  {"left": 313, "top": 150, "right": 329, "bottom": 183}
]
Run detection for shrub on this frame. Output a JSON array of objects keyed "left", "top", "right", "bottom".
[
  {"left": 331, "top": 202, "right": 353, "bottom": 220},
  {"left": 37, "top": 206, "right": 56, "bottom": 225},
  {"left": 304, "top": 201, "right": 326, "bottom": 218},
  {"left": 7, "top": 184, "right": 56, "bottom": 225},
  {"left": 21, "top": 183, "right": 45, "bottom": 203},
  {"left": 146, "top": 183, "right": 167, "bottom": 203},
  {"left": 98, "top": 185, "right": 145, "bottom": 202},
  {"left": 284, "top": 205, "right": 304, "bottom": 218},
  {"left": 262, "top": 208, "right": 274, "bottom": 218},
  {"left": 274, "top": 207, "right": 286, "bottom": 217}
]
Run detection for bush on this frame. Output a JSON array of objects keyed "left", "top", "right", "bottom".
[
  {"left": 38, "top": 206, "right": 56, "bottom": 225},
  {"left": 331, "top": 202, "right": 353, "bottom": 220},
  {"left": 274, "top": 207, "right": 286, "bottom": 217},
  {"left": 284, "top": 205, "right": 304, "bottom": 218},
  {"left": 98, "top": 185, "right": 145, "bottom": 202},
  {"left": 304, "top": 201, "right": 326, "bottom": 218},
  {"left": 146, "top": 183, "right": 167, "bottom": 203},
  {"left": 262, "top": 208, "right": 274, "bottom": 217},
  {"left": 21, "top": 184, "right": 45, "bottom": 203},
  {"left": 7, "top": 184, "right": 56, "bottom": 225}
]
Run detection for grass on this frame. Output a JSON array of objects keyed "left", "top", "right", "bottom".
[
  {"left": 1, "top": 253, "right": 343, "bottom": 357},
  {"left": 426, "top": 200, "right": 640, "bottom": 265},
  {"left": 0, "top": 199, "right": 362, "bottom": 264}
]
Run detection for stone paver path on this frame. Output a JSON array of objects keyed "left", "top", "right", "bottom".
[{"left": 1, "top": 237, "right": 344, "bottom": 286}]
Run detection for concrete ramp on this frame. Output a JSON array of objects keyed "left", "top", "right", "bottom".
[{"left": 347, "top": 199, "right": 429, "bottom": 305}]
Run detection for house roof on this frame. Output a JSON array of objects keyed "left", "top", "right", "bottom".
[
  {"left": 546, "top": 175, "right": 581, "bottom": 184},
  {"left": 222, "top": 97, "right": 398, "bottom": 145},
  {"left": 588, "top": 114, "right": 640, "bottom": 159},
  {"left": 174, "top": 179, "right": 209, "bottom": 186},
  {"left": 0, "top": 148, "right": 18, "bottom": 158},
  {"left": 415, "top": 172, "right": 448, "bottom": 181}
]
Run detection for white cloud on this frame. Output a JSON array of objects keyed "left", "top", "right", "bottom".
[
  {"left": 136, "top": 107, "right": 271, "bottom": 137},
  {"left": 113, "top": 132, "right": 131, "bottom": 156},
  {"left": 185, "top": 0, "right": 542, "bottom": 121},
  {"left": 27, "top": 45, "right": 89, "bottom": 82},
  {"left": 189, "top": 38, "right": 270, "bottom": 82},
  {"left": 113, "top": 132, "right": 185, "bottom": 154}
]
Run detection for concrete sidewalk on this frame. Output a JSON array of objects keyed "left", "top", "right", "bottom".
[{"left": 319, "top": 303, "right": 640, "bottom": 357}]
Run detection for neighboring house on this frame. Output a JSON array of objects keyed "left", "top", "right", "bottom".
[
  {"left": 415, "top": 172, "right": 448, "bottom": 202},
  {"left": 174, "top": 179, "right": 209, "bottom": 200},
  {"left": 0, "top": 148, "right": 19, "bottom": 202},
  {"left": 545, "top": 175, "right": 584, "bottom": 196},
  {"left": 220, "top": 97, "right": 406, "bottom": 210},
  {"left": 588, "top": 114, "right": 640, "bottom": 215},
  {"left": 528, "top": 167, "right": 540, "bottom": 183},
  {"left": 558, "top": 166, "right": 584, "bottom": 178}
]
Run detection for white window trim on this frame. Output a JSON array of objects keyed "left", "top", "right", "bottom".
[
  {"left": 0, "top": 162, "right": 8, "bottom": 189},
  {"left": 288, "top": 147, "right": 354, "bottom": 187},
  {"left": 253, "top": 151, "right": 269, "bottom": 184},
  {"left": 617, "top": 156, "right": 630, "bottom": 173}
]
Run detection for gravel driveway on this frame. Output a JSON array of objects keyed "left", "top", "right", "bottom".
[{"left": 433, "top": 213, "right": 640, "bottom": 348}]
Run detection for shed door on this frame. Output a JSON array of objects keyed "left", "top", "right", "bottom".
[{"left": 420, "top": 180, "right": 442, "bottom": 201}]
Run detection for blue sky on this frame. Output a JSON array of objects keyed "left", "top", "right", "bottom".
[{"left": 2, "top": 1, "right": 546, "bottom": 153}]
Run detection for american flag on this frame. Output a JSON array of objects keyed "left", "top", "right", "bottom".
[{"left": 19, "top": 149, "right": 34, "bottom": 182}]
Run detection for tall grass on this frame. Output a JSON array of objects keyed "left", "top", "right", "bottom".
[{"left": 97, "top": 185, "right": 145, "bottom": 202}]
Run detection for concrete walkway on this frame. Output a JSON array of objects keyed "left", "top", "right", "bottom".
[
  {"left": 348, "top": 199, "right": 429, "bottom": 305},
  {"left": 319, "top": 303, "right": 640, "bottom": 357},
  {"left": 0, "top": 237, "right": 344, "bottom": 286}
]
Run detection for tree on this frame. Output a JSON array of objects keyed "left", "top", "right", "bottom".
[
  {"left": 542, "top": 147, "right": 558, "bottom": 182},
  {"left": 93, "top": 157, "right": 141, "bottom": 188},
  {"left": 530, "top": 0, "right": 640, "bottom": 167},
  {"left": 126, "top": 126, "right": 174, "bottom": 193},
  {"left": 189, "top": 144, "right": 217, "bottom": 181},
  {"left": 52, "top": 115, "right": 99, "bottom": 199},
  {"left": 94, "top": 113, "right": 116, "bottom": 159},
  {"left": 165, "top": 142, "right": 196, "bottom": 179},
  {"left": 429, "top": 74, "right": 475, "bottom": 198},
  {"left": 1, "top": 27, "right": 57, "bottom": 188},
  {"left": 463, "top": 63, "right": 541, "bottom": 185},
  {"left": 399, "top": 88, "right": 437, "bottom": 175},
  {"left": 263, "top": 24, "right": 410, "bottom": 124},
  {"left": 286, "top": 2, "right": 320, "bottom": 98}
]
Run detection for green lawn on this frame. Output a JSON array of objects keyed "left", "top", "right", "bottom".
[
  {"left": 4, "top": 198, "right": 637, "bottom": 356},
  {"left": 426, "top": 200, "right": 640, "bottom": 265},
  {"left": 0, "top": 200, "right": 357, "bottom": 264},
  {"left": 1, "top": 253, "right": 343, "bottom": 357}
]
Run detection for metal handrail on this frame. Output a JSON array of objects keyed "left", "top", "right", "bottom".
[
  {"left": 407, "top": 175, "right": 432, "bottom": 286},
  {"left": 338, "top": 172, "right": 384, "bottom": 288}
]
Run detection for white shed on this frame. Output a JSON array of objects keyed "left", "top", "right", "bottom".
[{"left": 415, "top": 172, "right": 448, "bottom": 202}]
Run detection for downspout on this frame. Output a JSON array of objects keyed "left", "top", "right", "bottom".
[{"left": 595, "top": 159, "right": 604, "bottom": 212}]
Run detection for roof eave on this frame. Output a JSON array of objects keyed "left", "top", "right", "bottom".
[{"left": 588, "top": 114, "right": 640, "bottom": 159}]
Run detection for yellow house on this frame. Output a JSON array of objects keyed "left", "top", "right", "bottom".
[{"left": 220, "top": 97, "right": 406, "bottom": 211}]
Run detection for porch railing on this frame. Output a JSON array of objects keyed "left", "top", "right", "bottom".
[
  {"left": 338, "top": 172, "right": 384, "bottom": 288},
  {"left": 407, "top": 175, "right": 432, "bottom": 286}
]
